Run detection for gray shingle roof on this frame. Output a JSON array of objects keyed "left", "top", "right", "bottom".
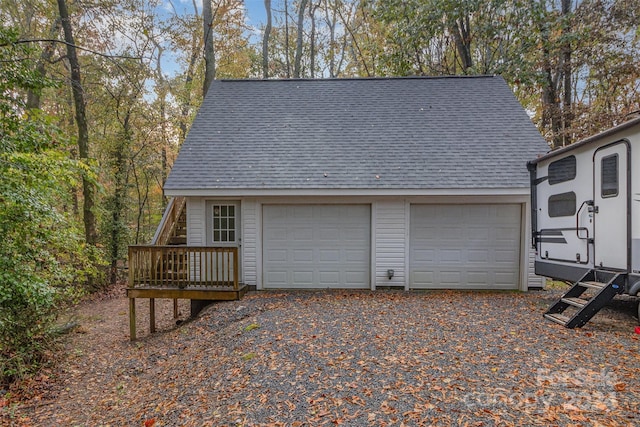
[{"left": 164, "top": 76, "right": 550, "bottom": 192}]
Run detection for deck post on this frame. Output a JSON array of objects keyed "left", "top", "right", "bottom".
[
  {"left": 234, "top": 247, "right": 239, "bottom": 291},
  {"left": 149, "top": 298, "right": 156, "bottom": 333},
  {"left": 129, "top": 297, "right": 136, "bottom": 341},
  {"left": 173, "top": 298, "right": 178, "bottom": 319}
]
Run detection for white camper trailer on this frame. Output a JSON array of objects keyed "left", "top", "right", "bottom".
[{"left": 527, "top": 117, "right": 640, "bottom": 328}]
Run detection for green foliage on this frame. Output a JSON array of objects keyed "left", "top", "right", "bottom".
[
  {"left": 243, "top": 323, "right": 261, "bottom": 332},
  {"left": 241, "top": 352, "right": 256, "bottom": 361},
  {"left": 0, "top": 26, "right": 98, "bottom": 385}
]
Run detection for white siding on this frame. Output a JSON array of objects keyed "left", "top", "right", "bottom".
[
  {"left": 242, "top": 199, "right": 258, "bottom": 287},
  {"left": 186, "top": 198, "right": 204, "bottom": 281},
  {"left": 186, "top": 197, "right": 205, "bottom": 245},
  {"left": 523, "top": 202, "right": 543, "bottom": 290},
  {"left": 374, "top": 200, "right": 407, "bottom": 288},
  {"left": 528, "top": 243, "right": 543, "bottom": 288}
]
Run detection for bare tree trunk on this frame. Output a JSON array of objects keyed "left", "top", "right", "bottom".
[
  {"left": 27, "top": 17, "right": 61, "bottom": 109},
  {"left": 337, "top": 4, "right": 371, "bottom": 77},
  {"left": 284, "top": 0, "right": 290, "bottom": 78},
  {"left": 450, "top": 16, "right": 472, "bottom": 72},
  {"left": 179, "top": 0, "right": 202, "bottom": 141},
  {"left": 57, "top": 0, "right": 98, "bottom": 247},
  {"left": 179, "top": 47, "right": 198, "bottom": 139},
  {"left": 151, "top": 38, "right": 169, "bottom": 207},
  {"left": 542, "top": 53, "right": 562, "bottom": 147},
  {"left": 537, "top": 7, "right": 563, "bottom": 148},
  {"left": 202, "top": 0, "right": 216, "bottom": 97},
  {"left": 309, "top": 1, "right": 319, "bottom": 78},
  {"left": 263, "top": 0, "right": 272, "bottom": 78},
  {"left": 561, "top": 0, "right": 572, "bottom": 145},
  {"left": 293, "top": 0, "right": 309, "bottom": 78},
  {"left": 323, "top": 0, "right": 336, "bottom": 77},
  {"left": 161, "top": 110, "right": 167, "bottom": 207}
]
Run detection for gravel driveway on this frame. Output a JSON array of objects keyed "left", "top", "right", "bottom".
[{"left": 5, "top": 288, "right": 640, "bottom": 426}]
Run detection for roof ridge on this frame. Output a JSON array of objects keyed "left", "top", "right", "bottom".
[{"left": 217, "top": 75, "right": 499, "bottom": 83}]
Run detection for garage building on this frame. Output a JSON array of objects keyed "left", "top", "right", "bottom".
[{"left": 162, "top": 77, "right": 550, "bottom": 291}]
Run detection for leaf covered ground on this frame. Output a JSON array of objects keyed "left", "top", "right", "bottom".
[{"left": 2, "top": 287, "right": 639, "bottom": 426}]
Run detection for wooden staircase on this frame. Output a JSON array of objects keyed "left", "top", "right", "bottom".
[
  {"left": 167, "top": 207, "right": 187, "bottom": 245},
  {"left": 544, "top": 269, "right": 624, "bottom": 328},
  {"left": 152, "top": 196, "right": 187, "bottom": 246},
  {"left": 151, "top": 197, "right": 188, "bottom": 282}
]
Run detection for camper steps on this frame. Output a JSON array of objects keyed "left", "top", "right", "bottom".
[
  {"left": 560, "top": 297, "right": 588, "bottom": 308},
  {"left": 544, "top": 270, "right": 624, "bottom": 329},
  {"left": 544, "top": 313, "right": 570, "bottom": 326},
  {"left": 579, "top": 281, "right": 606, "bottom": 290}
]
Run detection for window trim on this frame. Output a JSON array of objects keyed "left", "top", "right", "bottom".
[{"left": 205, "top": 201, "right": 240, "bottom": 246}]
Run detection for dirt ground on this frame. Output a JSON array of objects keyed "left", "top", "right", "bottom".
[{"left": 2, "top": 284, "right": 639, "bottom": 426}]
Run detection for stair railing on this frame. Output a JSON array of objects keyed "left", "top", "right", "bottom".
[{"left": 152, "top": 196, "right": 186, "bottom": 246}]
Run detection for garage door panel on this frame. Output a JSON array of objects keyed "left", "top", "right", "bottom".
[
  {"left": 346, "top": 249, "right": 368, "bottom": 262},
  {"left": 265, "top": 227, "right": 287, "bottom": 241},
  {"left": 467, "top": 228, "right": 490, "bottom": 241},
  {"left": 440, "top": 271, "right": 462, "bottom": 283},
  {"left": 495, "top": 250, "right": 517, "bottom": 263},
  {"left": 413, "top": 249, "right": 434, "bottom": 262},
  {"left": 292, "top": 205, "right": 313, "bottom": 217},
  {"left": 414, "top": 271, "right": 435, "bottom": 283},
  {"left": 495, "top": 271, "right": 517, "bottom": 284},
  {"left": 318, "top": 249, "right": 339, "bottom": 262},
  {"left": 317, "top": 227, "right": 340, "bottom": 240},
  {"left": 292, "top": 227, "right": 313, "bottom": 240},
  {"left": 318, "top": 271, "right": 339, "bottom": 285},
  {"left": 293, "top": 271, "right": 313, "bottom": 285},
  {"left": 442, "top": 227, "right": 464, "bottom": 239},
  {"left": 468, "top": 271, "right": 489, "bottom": 283},
  {"left": 263, "top": 205, "right": 371, "bottom": 289},
  {"left": 468, "top": 250, "right": 489, "bottom": 263},
  {"left": 441, "top": 249, "right": 462, "bottom": 263},
  {"left": 266, "top": 249, "right": 288, "bottom": 262},
  {"left": 293, "top": 250, "right": 314, "bottom": 262},
  {"left": 410, "top": 204, "right": 521, "bottom": 290},
  {"left": 266, "top": 271, "right": 287, "bottom": 286}
]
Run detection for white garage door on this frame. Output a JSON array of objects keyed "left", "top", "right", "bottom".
[
  {"left": 263, "top": 205, "right": 371, "bottom": 289},
  {"left": 410, "top": 204, "right": 521, "bottom": 289}
]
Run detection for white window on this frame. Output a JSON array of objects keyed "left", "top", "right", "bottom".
[{"left": 206, "top": 202, "right": 239, "bottom": 245}]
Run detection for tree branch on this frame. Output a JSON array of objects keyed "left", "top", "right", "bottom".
[{"left": 2, "top": 38, "right": 140, "bottom": 60}]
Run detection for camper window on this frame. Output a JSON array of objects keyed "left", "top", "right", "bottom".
[
  {"left": 601, "top": 154, "right": 619, "bottom": 198},
  {"left": 548, "top": 192, "right": 576, "bottom": 217},
  {"left": 548, "top": 156, "right": 576, "bottom": 185}
]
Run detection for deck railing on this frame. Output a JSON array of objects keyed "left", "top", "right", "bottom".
[{"left": 128, "top": 245, "right": 239, "bottom": 290}]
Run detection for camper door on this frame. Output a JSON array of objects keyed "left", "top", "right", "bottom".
[{"left": 593, "top": 142, "right": 629, "bottom": 270}]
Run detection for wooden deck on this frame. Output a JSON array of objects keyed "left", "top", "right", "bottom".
[{"left": 127, "top": 245, "right": 244, "bottom": 340}]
